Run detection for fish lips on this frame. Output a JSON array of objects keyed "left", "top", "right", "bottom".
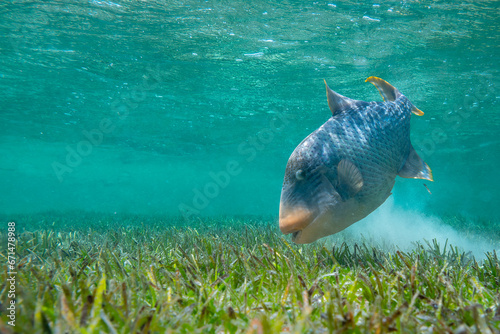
[
  {"left": 279, "top": 204, "right": 316, "bottom": 235},
  {"left": 279, "top": 200, "right": 335, "bottom": 244},
  {"left": 291, "top": 209, "right": 334, "bottom": 244},
  {"left": 279, "top": 206, "right": 334, "bottom": 244},
  {"left": 279, "top": 173, "right": 340, "bottom": 243}
]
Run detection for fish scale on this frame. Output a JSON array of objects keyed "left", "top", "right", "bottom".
[
  {"left": 279, "top": 77, "right": 433, "bottom": 244},
  {"left": 322, "top": 102, "right": 406, "bottom": 195}
]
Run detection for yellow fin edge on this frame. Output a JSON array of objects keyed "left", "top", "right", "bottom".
[
  {"left": 365, "top": 76, "right": 387, "bottom": 101},
  {"left": 366, "top": 76, "right": 425, "bottom": 116},
  {"left": 412, "top": 106, "right": 424, "bottom": 116}
]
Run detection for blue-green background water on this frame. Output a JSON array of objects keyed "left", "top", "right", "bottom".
[{"left": 0, "top": 1, "right": 498, "bottom": 244}]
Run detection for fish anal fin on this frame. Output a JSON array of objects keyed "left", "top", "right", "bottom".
[
  {"left": 324, "top": 80, "right": 361, "bottom": 116},
  {"left": 365, "top": 76, "right": 401, "bottom": 102},
  {"left": 398, "top": 145, "right": 433, "bottom": 181},
  {"left": 337, "top": 159, "right": 364, "bottom": 199}
]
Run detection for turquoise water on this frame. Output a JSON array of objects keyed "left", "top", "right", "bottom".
[{"left": 1, "top": 1, "right": 498, "bottom": 247}]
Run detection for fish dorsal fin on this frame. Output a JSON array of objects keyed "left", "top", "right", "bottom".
[
  {"left": 398, "top": 145, "right": 434, "bottom": 181},
  {"left": 337, "top": 159, "right": 364, "bottom": 199},
  {"left": 366, "top": 76, "right": 424, "bottom": 116},
  {"left": 324, "top": 80, "right": 360, "bottom": 116}
]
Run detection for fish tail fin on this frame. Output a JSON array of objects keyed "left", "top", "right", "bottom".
[
  {"left": 365, "top": 76, "right": 401, "bottom": 102},
  {"left": 366, "top": 76, "right": 424, "bottom": 116}
]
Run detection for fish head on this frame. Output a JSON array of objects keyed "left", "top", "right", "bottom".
[{"left": 279, "top": 140, "right": 353, "bottom": 244}]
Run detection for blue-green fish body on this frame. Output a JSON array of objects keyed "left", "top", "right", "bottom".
[{"left": 279, "top": 77, "right": 433, "bottom": 244}]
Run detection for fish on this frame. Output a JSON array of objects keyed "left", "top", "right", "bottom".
[{"left": 279, "top": 76, "right": 433, "bottom": 244}]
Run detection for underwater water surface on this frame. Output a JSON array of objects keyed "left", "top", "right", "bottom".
[{"left": 0, "top": 1, "right": 499, "bottom": 251}]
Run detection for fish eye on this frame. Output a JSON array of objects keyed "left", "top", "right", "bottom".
[{"left": 295, "top": 169, "right": 306, "bottom": 180}]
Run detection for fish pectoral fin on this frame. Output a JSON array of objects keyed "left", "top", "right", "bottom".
[
  {"left": 337, "top": 159, "right": 364, "bottom": 199},
  {"left": 398, "top": 145, "right": 434, "bottom": 181},
  {"left": 324, "top": 80, "right": 362, "bottom": 116},
  {"left": 365, "top": 76, "right": 401, "bottom": 102}
]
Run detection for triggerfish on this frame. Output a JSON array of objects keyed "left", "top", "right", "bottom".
[{"left": 279, "top": 77, "right": 433, "bottom": 244}]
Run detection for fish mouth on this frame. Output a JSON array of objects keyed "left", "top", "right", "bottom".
[
  {"left": 279, "top": 205, "right": 315, "bottom": 235},
  {"left": 279, "top": 203, "right": 320, "bottom": 244},
  {"left": 289, "top": 214, "right": 322, "bottom": 244},
  {"left": 284, "top": 208, "right": 335, "bottom": 244},
  {"left": 291, "top": 230, "right": 302, "bottom": 242}
]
